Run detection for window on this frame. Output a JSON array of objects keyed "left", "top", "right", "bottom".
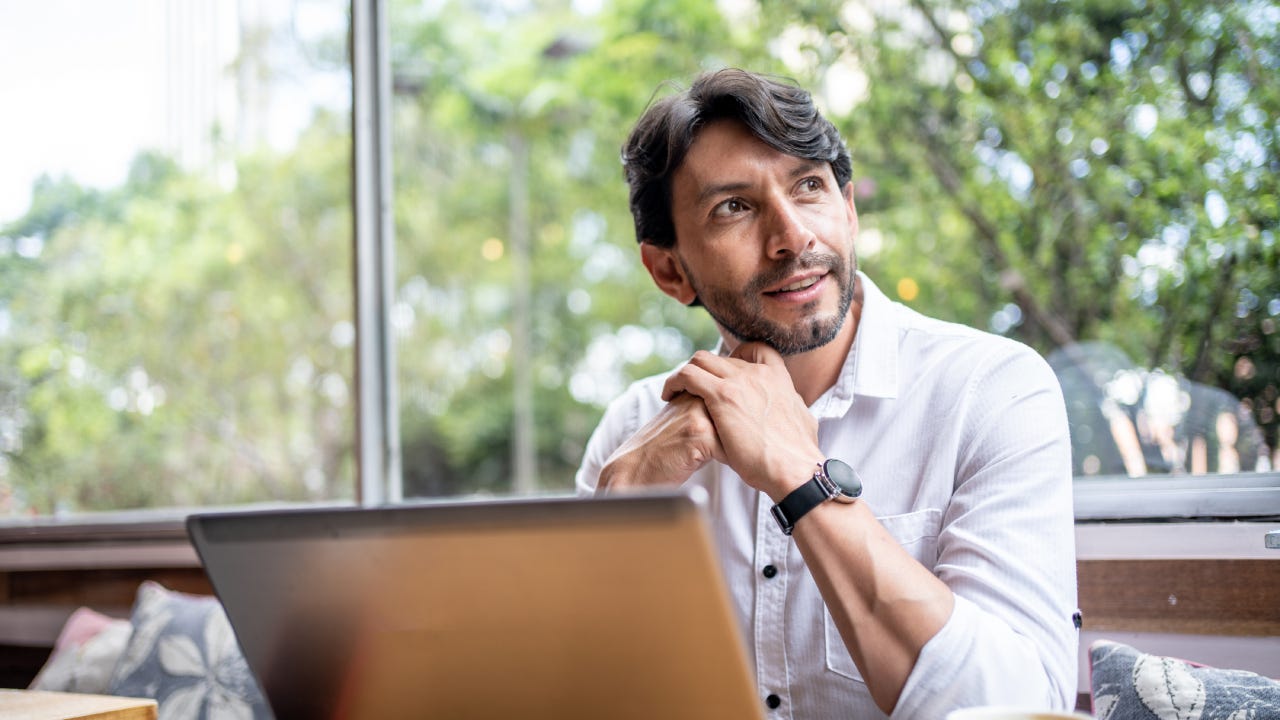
[
  {"left": 1, "top": 0, "right": 1277, "bottom": 524},
  {"left": 0, "top": 0, "right": 354, "bottom": 514},
  {"left": 385, "top": 0, "right": 773, "bottom": 498},
  {"left": 384, "top": 0, "right": 1280, "bottom": 525}
]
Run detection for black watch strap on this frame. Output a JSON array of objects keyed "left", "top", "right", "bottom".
[
  {"left": 770, "top": 459, "right": 862, "bottom": 535},
  {"left": 770, "top": 473, "right": 834, "bottom": 535}
]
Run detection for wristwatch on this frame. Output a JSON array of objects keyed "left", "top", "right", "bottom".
[{"left": 770, "top": 458, "right": 863, "bottom": 535}]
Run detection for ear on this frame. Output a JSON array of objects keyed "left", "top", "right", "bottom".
[
  {"left": 842, "top": 181, "right": 860, "bottom": 234},
  {"left": 640, "top": 242, "right": 698, "bottom": 305}
]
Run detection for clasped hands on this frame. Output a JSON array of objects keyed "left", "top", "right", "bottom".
[{"left": 596, "top": 341, "right": 822, "bottom": 503}]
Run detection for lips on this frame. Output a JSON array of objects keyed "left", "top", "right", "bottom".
[
  {"left": 765, "top": 272, "right": 826, "bottom": 296},
  {"left": 775, "top": 276, "right": 820, "bottom": 293}
]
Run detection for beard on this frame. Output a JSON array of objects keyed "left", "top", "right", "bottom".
[{"left": 683, "top": 250, "right": 857, "bottom": 356}]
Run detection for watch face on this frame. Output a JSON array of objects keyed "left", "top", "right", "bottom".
[{"left": 823, "top": 458, "right": 863, "bottom": 498}]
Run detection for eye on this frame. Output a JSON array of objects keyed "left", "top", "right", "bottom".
[
  {"left": 712, "top": 198, "right": 749, "bottom": 218},
  {"left": 798, "top": 176, "right": 824, "bottom": 194}
]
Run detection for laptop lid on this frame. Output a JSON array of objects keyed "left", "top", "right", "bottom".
[{"left": 187, "top": 493, "right": 765, "bottom": 720}]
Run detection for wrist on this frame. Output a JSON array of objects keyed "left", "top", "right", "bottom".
[
  {"left": 597, "top": 452, "right": 640, "bottom": 494},
  {"left": 763, "top": 451, "right": 825, "bottom": 504},
  {"left": 769, "top": 458, "right": 863, "bottom": 535},
  {"left": 764, "top": 467, "right": 817, "bottom": 505}
]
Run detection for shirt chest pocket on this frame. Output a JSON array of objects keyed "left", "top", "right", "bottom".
[{"left": 824, "top": 508, "right": 943, "bottom": 683}]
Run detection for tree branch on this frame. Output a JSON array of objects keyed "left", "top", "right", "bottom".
[
  {"left": 909, "top": 0, "right": 973, "bottom": 66},
  {"left": 1189, "top": 251, "right": 1239, "bottom": 382},
  {"left": 915, "top": 120, "right": 1077, "bottom": 348}
]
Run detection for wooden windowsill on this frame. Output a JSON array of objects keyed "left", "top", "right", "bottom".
[
  {"left": 0, "top": 501, "right": 352, "bottom": 571},
  {"left": 0, "top": 515, "right": 195, "bottom": 572},
  {"left": 0, "top": 512, "right": 1271, "bottom": 570},
  {"left": 1076, "top": 520, "right": 1280, "bottom": 560}
]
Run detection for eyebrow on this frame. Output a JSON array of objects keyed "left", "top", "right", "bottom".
[{"left": 692, "top": 158, "right": 828, "bottom": 207}]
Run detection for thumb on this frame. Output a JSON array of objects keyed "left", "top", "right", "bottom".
[{"left": 729, "top": 340, "right": 784, "bottom": 366}]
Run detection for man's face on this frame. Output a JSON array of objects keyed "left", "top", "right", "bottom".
[{"left": 648, "top": 120, "right": 859, "bottom": 356}]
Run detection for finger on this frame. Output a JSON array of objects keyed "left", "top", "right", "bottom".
[
  {"left": 707, "top": 428, "right": 728, "bottom": 465},
  {"left": 685, "top": 349, "right": 755, "bottom": 377},
  {"left": 662, "top": 358, "right": 739, "bottom": 402},
  {"left": 729, "top": 340, "right": 785, "bottom": 368},
  {"left": 661, "top": 356, "right": 726, "bottom": 400},
  {"left": 660, "top": 367, "right": 690, "bottom": 402}
]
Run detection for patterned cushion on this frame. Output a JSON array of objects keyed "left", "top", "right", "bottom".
[
  {"left": 30, "top": 607, "right": 132, "bottom": 694},
  {"left": 107, "top": 581, "right": 271, "bottom": 719},
  {"left": 1089, "top": 639, "right": 1280, "bottom": 720}
]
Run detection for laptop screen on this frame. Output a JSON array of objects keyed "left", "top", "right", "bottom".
[{"left": 188, "top": 493, "right": 765, "bottom": 719}]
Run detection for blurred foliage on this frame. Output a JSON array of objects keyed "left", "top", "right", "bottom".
[
  {"left": 753, "top": 0, "right": 1279, "bottom": 475},
  {"left": 0, "top": 117, "right": 356, "bottom": 513},
  {"left": 0, "top": 0, "right": 1276, "bottom": 512}
]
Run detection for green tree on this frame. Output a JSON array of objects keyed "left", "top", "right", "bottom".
[
  {"left": 5, "top": 0, "right": 1275, "bottom": 513},
  {"left": 0, "top": 117, "right": 356, "bottom": 513},
  {"left": 388, "top": 0, "right": 786, "bottom": 495},
  {"left": 755, "top": 0, "right": 1279, "bottom": 472}
]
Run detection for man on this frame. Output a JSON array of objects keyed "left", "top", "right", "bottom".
[{"left": 575, "top": 68, "right": 1078, "bottom": 718}]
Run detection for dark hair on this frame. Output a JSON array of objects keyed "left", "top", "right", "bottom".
[{"left": 621, "top": 68, "right": 852, "bottom": 248}]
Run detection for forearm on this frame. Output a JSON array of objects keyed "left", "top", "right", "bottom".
[
  {"left": 791, "top": 498, "right": 954, "bottom": 715},
  {"left": 891, "top": 595, "right": 1070, "bottom": 717}
]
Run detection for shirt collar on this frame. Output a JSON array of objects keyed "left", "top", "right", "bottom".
[{"left": 810, "top": 271, "right": 900, "bottom": 418}]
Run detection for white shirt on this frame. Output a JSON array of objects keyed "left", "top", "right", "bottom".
[{"left": 575, "top": 273, "right": 1078, "bottom": 719}]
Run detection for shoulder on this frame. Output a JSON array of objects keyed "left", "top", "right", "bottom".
[
  {"left": 897, "top": 305, "right": 1057, "bottom": 390},
  {"left": 860, "top": 273, "right": 1030, "bottom": 371}
]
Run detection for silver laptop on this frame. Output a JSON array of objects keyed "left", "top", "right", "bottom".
[{"left": 187, "top": 492, "right": 764, "bottom": 720}]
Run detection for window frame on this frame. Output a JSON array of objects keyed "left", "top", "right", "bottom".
[
  {"left": 351, "top": 0, "right": 401, "bottom": 506},
  {"left": 1074, "top": 472, "right": 1280, "bottom": 522}
]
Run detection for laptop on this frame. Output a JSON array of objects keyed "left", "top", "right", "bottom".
[{"left": 187, "top": 492, "right": 765, "bottom": 720}]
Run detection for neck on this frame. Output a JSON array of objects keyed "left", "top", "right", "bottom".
[{"left": 785, "top": 298, "right": 860, "bottom": 405}]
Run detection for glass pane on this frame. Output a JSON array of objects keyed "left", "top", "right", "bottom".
[
  {"left": 0, "top": 0, "right": 354, "bottom": 515},
  {"left": 389, "top": 0, "right": 1279, "bottom": 501},
  {"left": 389, "top": 0, "right": 782, "bottom": 497}
]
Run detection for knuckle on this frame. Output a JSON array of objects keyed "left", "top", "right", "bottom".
[
  {"left": 684, "top": 412, "right": 716, "bottom": 439},
  {"left": 687, "top": 446, "right": 712, "bottom": 467}
]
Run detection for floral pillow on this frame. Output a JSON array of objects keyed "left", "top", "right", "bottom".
[
  {"left": 1089, "top": 639, "right": 1280, "bottom": 720},
  {"left": 30, "top": 606, "right": 132, "bottom": 694},
  {"left": 107, "top": 581, "right": 271, "bottom": 720}
]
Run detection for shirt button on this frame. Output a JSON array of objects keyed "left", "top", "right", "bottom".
[
  {"left": 765, "top": 694, "right": 782, "bottom": 709},
  {"left": 762, "top": 564, "right": 778, "bottom": 579}
]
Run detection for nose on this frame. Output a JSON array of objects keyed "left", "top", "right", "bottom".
[{"left": 764, "top": 202, "right": 816, "bottom": 259}]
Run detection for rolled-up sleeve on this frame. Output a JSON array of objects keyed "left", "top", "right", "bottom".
[{"left": 894, "top": 343, "right": 1079, "bottom": 716}]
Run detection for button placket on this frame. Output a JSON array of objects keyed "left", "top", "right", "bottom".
[{"left": 754, "top": 490, "right": 792, "bottom": 716}]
